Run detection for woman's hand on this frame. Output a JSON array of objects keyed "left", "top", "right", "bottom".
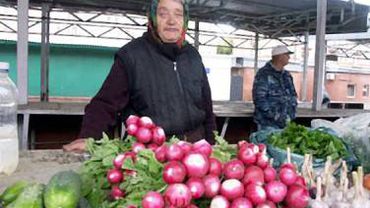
[{"left": 63, "top": 138, "right": 86, "bottom": 153}]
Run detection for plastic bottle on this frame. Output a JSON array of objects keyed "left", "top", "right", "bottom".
[{"left": 0, "top": 62, "right": 19, "bottom": 175}]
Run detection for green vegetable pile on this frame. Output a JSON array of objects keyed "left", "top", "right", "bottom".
[{"left": 268, "top": 122, "right": 348, "bottom": 160}]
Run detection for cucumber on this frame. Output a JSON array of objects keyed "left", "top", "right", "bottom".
[
  {"left": 44, "top": 170, "right": 82, "bottom": 208},
  {"left": 6, "top": 183, "right": 44, "bottom": 208},
  {"left": 0, "top": 181, "right": 28, "bottom": 206}
]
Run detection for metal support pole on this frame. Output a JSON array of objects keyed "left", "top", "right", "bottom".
[
  {"left": 301, "top": 32, "right": 309, "bottom": 101},
  {"left": 194, "top": 18, "right": 200, "bottom": 50},
  {"left": 254, "top": 32, "right": 259, "bottom": 73},
  {"left": 17, "top": 0, "right": 29, "bottom": 105},
  {"left": 312, "top": 0, "right": 327, "bottom": 111},
  {"left": 194, "top": 0, "right": 200, "bottom": 50},
  {"left": 41, "top": 3, "right": 50, "bottom": 102}
]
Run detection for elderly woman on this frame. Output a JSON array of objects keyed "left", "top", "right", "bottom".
[{"left": 63, "top": 0, "right": 216, "bottom": 152}]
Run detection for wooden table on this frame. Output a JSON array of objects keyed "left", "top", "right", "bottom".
[{"left": 17, "top": 101, "right": 370, "bottom": 149}]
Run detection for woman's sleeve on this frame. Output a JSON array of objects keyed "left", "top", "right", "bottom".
[{"left": 79, "top": 56, "right": 130, "bottom": 139}]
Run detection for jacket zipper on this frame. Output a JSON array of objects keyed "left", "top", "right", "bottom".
[{"left": 174, "top": 62, "right": 184, "bottom": 95}]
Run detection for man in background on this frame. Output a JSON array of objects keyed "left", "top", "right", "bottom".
[{"left": 252, "top": 45, "right": 297, "bottom": 130}]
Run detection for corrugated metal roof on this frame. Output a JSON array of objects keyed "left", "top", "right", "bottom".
[{"left": 0, "top": 0, "right": 368, "bottom": 37}]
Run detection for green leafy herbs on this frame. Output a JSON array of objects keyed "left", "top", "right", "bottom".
[
  {"left": 79, "top": 134, "right": 134, "bottom": 208},
  {"left": 268, "top": 122, "right": 348, "bottom": 160},
  {"left": 211, "top": 132, "right": 237, "bottom": 163},
  {"left": 118, "top": 150, "right": 166, "bottom": 207}
]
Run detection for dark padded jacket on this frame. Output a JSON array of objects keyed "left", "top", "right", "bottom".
[{"left": 252, "top": 61, "right": 297, "bottom": 129}]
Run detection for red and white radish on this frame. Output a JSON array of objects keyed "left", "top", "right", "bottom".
[
  {"left": 244, "top": 183, "right": 266, "bottom": 205},
  {"left": 164, "top": 183, "right": 192, "bottom": 207},
  {"left": 192, "top": 139, "right": 212, "bottom": 158},
  {"left": 242, "top": 165, "right": 264, "bottom": 186},
  {"left": 264, "top": 180, "right": 287, "bottom": 203},
  {"left": 182, "top": 152, "right": 209, "bottom": 178},
  {"left": 166, "top": 143, "right": 184, "bottom": 161},
  {"left": 142, "top": 191, "right": 164, "bottom": 208},
  {"left": 210, "top": 195, "right": 230, "bottom": 208},
  {"left": 203, "top": 174, "right": 221, "bottom": 198},
  {"left": 186, "top": 177, "right": 205, "bottom": 199},
  {"left": 223, "top": 159, "right": 245, "bottom": 180},
  {"left": 163, "top": 161, "right": 186, "bottom": 184},
  {"left": 107, "top": 169, "right": 124, "bottom": 184},
  {"left": 220, "top": 179, "right": 244, "bottom": 200}
]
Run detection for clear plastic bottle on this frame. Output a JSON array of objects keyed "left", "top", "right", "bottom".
[{"left": 0, "top": 62, "right": 19, "bottom": 175}]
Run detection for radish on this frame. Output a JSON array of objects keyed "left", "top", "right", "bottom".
[
  {"left": 132, "top": 142, "right": 146, "bottom": 153},
  {"left": 142, "top": 191, "right": 164, "bottom": 208},
  {"left": 166, "top": 143, "right": 184, "bottom": 161},
  {"left": 163, "top": 161, "right": 186, "bottom": 184},
  {"left": 208, "top": 158, "right": 223, "bottom": 176},
  {"left": 238, "top": 140, "right": 248, "bottom": 148},
  {"left": 238, "top": 146, "right": 257, "bottom": 165},
  {"left": 177, "top": 141, "right": 193, "bottom": 154},
  {"left": 186, "top": 205, "right": 198, "bottom": 208},
  {"left": 113, "top": 151, "right": 136, "bottom": 169},
  {"left": 220, "top": 179, "right": 244, "bottom": 200},
  {"left": 110, "top": 185, "right": 125, "bottom": 200},
  {"left": 258, "top": 143, "right": 266, "bottom": 153},
  {"left": 242, "top": 165, "right": 264, "bottom": 186},
  {"left": 136, "top": 127, "right": 152, "bottom": 143},
  {"left": 147, "top": 143, "right": 159, "bottom": 152},
  {"left": 155, "top": 144, "right": 167, "bottom": 163},
  {"left": 265, "top": 180, "right": 287, "bottom": 203},
  {"left": 256, "top": 152, "right": 269, "bottom": 169},
  {"left": 139, "top": 116, "right": 154, "bottom": 128},
  {"left": 263, "top": 166, "right": 276, "bottom": 183},
  {"left": 247, "top": 143, "right": 259, "bottom": 154},
  {"left": 164, "top": 183, "right": 192, "bottom": 207},
  {"left": 294, "top": 176, "right": 307, "bottom": 187},
  {"left": 203, "top": 174, "right": 221, "bottom": 198},
  {"left": 124, "top": 169, "right": 137, "bottom": 177},
  {"left": 285, "top": 184, "right": 309, "bottom": 208},
  {"left": 279, "top": 167, "right": 297, "bottom": 186},
  {"left": 223, "top": 159, "right": 245, "bottom": 180},
  {"left": 281, "top": 162, "right": 296, "bottom": 171},
  {"left": 255, "top": 201, "right": 276, "bottom": 208},
  {"left": 230, "top": 197, "right": 253, "bottom": 208},
  {"left": 113, "top": 153, "right": 126, "bottom": 169},
  {"left": 192, "top": 139, "right": 212, "bottom": 157},
  {"left": 127, "top": 123, "right": 138, "bottom": 136},
  {"left": 186, "top": 177, "right": 205, "bottom": 199},
  {"left": 107, "top": 169, "right": 123, "bottom": 184},
  {"left": 182, "top": 152, "right": 209, "bottom": 178},
  {"left": 245, "top": 183, "right": 266, "bottom": 205},
  {"left": 210, "top": 195, "right": 230, "bottom": 208},
  {"left": 152, "top": 126, "right": 166, "bottom": 145},
  {"left": 127, "top": 206, "right": 137, "bottom": 208},
  {"left": 126, "top": 115, "right": 140, "bottom": 126}
]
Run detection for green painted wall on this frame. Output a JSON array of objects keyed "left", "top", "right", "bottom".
[{"left": 0, "top": 40, "right": 118, "bottom": 97}]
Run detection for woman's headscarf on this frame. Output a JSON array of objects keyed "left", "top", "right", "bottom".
[{"left": 148, "top": 0, "right": 189, "bottom": 48}]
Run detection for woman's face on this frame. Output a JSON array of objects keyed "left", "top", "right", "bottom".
[{"left": 156, "top": 0, "right": 184, "bottom": 43}]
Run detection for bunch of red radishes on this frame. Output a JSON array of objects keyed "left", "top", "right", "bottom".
[
  {"left": 108, "top": 115, "right": 311, "bottom": 207},
  {"left": 105, "top": 115, "right": 166, "bottom": 201},
  {"left": 106, "top": 151, "right": 137, "bottom": 200},
  {"left": 126, "top": 115, "right": 167, "bottom": 153}
]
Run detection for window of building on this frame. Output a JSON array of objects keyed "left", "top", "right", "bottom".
[
  {"left": 347, "top": 84, "right": 356, "bottom": 97},
  {"left": 363, "top": 84, "right": 369, "bottom": 97}
]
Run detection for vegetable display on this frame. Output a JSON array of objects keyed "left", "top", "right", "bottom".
[
  {"left": 2, "top": 116, "right": 369, "bottom": 208},
  {"left": 268, "top": 122, "right": 348, "bottom": 160}
]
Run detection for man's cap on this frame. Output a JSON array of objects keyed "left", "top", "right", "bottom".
[{"left": 271, "top": 45, "right": 294, "bottom": 56}]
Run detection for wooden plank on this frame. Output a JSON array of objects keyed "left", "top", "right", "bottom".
[{"left": 17, "top": 101, "right": 370, "bottom": 118}]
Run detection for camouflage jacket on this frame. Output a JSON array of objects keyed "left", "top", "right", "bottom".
[{"left": 252, "top": 61, "right": 297, "bottom": 129}]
